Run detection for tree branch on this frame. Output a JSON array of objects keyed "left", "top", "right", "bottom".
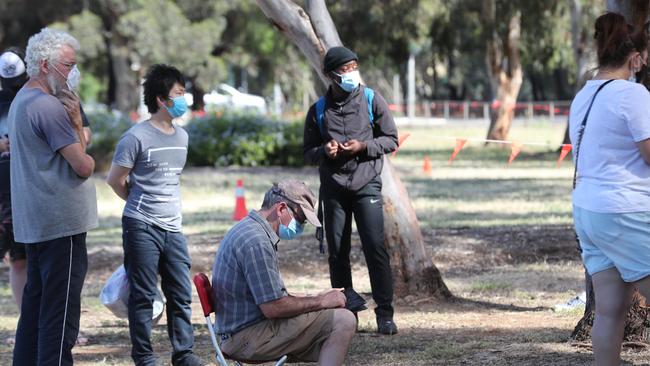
[
  {"left": 256, "top": 0, "right": 332, "bottom": 86},
  {"left": 305, "top": 0, "right": 343, "bottom": 49}
]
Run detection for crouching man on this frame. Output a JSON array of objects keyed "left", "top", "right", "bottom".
[{"left": 211, "top": 180, "right": 356, "bottom": 366}]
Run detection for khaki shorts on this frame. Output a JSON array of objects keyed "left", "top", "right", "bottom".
[{"left": 220, "top": 309, "right": 335, "bottom": 362}]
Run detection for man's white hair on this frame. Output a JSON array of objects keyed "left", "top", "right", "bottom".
[{"left": 25, "top": 28, "right": 80, "bottom": 77}]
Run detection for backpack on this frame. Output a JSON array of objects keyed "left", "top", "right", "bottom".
[{"left": 314, "top": 87, "right": 375, "bottom": 136}]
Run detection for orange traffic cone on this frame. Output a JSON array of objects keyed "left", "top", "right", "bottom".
[
  {"left": 233, "top": 179, "right": 248, "bottom": 221},
  {"left": 423, "top": 156, "right": 432, "bottom": 174}
]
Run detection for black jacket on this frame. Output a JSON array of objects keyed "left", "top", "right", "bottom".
[{"left": 303, "top": 85, "right": 398, "bottom": 191}]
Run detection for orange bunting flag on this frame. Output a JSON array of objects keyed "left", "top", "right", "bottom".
[
  {"left": 423, "top": 156, "right": 432, "bottom": 174},
  {"left": 448, "top": 138, "right": 468, "bottom": 165},
  {"left": 556, "top": 144, "right": 572, "bottom": 167},
  {"left": 392, "top": 133, "right": 411, "bottom": 157},
  {"left": 508, "top": 142, "right": 523, "bottom": 165}
]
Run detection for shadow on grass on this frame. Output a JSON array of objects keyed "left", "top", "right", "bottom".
[
  {"left": 408, "top": 177, "right": 572, "bottom": 203},
  {"left": 448, "top": 296, "right": 550, "bottom": 312},
  {"left": 0, "top": 318, "right": 593, "bottom": 366}
]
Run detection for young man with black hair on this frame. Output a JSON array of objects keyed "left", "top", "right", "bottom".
[
  {"left": 107, "top": 64, "right": 206, "bottom": 366},
  {"left": 303, "top": 46, "right": 399, "bottom": 335}
]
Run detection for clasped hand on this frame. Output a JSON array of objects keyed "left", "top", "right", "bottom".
[{"left": 324, "top": 139, "right": 366, "bottom": 159}]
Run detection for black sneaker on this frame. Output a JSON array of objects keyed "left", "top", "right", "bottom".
[
  {"left": 173, "top": 353, "right": 208, "bottom": 366},
  {"left": 377, "top": 318, "right": 398, "bottom": 335}
]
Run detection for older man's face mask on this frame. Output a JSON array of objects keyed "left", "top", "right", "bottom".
[
  {"left": 48, "top": 63, "right": 80, "bottom": 96},
  {"left": 46, "top": 68, "right": 66, "bottom": 96}
]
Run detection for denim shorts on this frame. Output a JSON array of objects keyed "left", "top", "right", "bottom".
[{"left": 574, "top": 205, "right": 650, "bottom": 282}]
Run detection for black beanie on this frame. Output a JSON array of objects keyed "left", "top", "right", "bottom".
[{"left": 323, "top": 46, "right": 358, "bottom": 74}]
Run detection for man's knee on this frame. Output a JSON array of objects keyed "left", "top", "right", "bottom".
[{"left": 331, "top": 309, "right": 356, "bottom": 335}]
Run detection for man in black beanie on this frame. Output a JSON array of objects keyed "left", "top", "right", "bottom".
[{"left": 303, "top": 46, "right": 399, "bottom": 335}]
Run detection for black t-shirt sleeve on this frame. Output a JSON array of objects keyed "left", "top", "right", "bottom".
[{"left": 80, "top": 105, "right": 90, "bottom": 127}]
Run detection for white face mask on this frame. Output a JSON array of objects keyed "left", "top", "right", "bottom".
[
  {"left": 66, "top": 65, "right": 81, "bottom": 91},
  {"left": 52, "top": 63, "right": 81, "bottom": 92}
]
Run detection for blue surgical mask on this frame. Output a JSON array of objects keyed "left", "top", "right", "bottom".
[
  {"left": 164, "top": 96, "right": 188, "bottom": 118},
  {"left": 278, "top": 209, "right": 304, "bottom": 240},
  {"left": 333, "top": 70, "right": 361, "bottom": 92}
]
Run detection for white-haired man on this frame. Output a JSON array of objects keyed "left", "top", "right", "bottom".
[{"left": 9, "top": 28, "right": 97, "bottom": 366}]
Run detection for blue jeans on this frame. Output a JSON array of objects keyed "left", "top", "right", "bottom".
[
  {"left": 13, "top": 233, "right": 88, "bottom": 366},
  {"left": 122, "top": 217, "right": 195, "bottom": 366}
]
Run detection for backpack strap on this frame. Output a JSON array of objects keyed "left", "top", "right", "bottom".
[
  {"left": 363, "top": 87, "right": 375, "bottom": 127},
  {"left": 315, "top": 96, "right": 326, "bottom": 136},
  {"left": 314, "top": 87, "right": 375, "bottom": 137}
]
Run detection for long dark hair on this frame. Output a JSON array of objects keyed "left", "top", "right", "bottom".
[{"left": 595, "top": 12, "right": 648, "bottom": 68}]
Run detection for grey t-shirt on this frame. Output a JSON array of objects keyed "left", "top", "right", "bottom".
[
  {"left": 8, "top": 87, "right": 98, "bottom": 243},
  {"left": 112, "top": 121, "right": 188, "bottom": 231}
]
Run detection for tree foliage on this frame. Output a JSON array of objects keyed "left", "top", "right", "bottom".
[{"left": 0, "top": 0, "right": 605, "bottom": 112}]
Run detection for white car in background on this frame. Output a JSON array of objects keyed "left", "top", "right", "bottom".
[{"left": 203, "top": 84, "right": 267, "bottom": 114}]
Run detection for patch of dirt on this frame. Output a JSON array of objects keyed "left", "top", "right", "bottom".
[{"left": 427, "top": 224, "right": 579, "bottom": 275}]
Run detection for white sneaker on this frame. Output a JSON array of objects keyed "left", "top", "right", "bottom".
[{"left": 553, "top": 292, "right": 586, "bottom": 311}]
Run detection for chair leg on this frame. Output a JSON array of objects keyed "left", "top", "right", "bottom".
[
  {"left": 205, "top": 316, "right": 229, "bottom": 366},
  {"left": 275, "top": 355, "right": 288, "bottom": 366}
]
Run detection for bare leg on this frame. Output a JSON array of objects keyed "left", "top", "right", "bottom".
[
  {"left": 318, "top": 309, "right": 356, "bottom": 366},
  {"left": 633, "top": 275, "right": 650, "bottom": 300},
  {"left": 592, "top": 268, "right": 633, "bottom": 366},
  {"left": 9, "top": 259, "right": 27, "bottom": 310}
]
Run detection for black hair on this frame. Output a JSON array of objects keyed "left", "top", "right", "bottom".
[{"left": 142, "top": 64, "right": 185, "bottom": 114}]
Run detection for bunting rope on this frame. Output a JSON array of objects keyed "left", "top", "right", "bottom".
[{"left": 393, "top": 134, "right": 573, "bottom": 167}]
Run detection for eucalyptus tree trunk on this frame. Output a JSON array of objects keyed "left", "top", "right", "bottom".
[
  {"left": 571, "top": 0, "right": 650, "bottom": 343},
  {"left": 92, "top": 0, "right": 140, "bottom": 113},
  {"left": 563, "top": 0, "right": 593, "bottom": 145},
  {"left": 256, "top": 0, "right": 451, "bottom": 299},
  {"left": 483, "top": 0, "right": 523, "bottom": 141}
]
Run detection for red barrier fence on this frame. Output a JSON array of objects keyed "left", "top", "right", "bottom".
[{"left": 389, "top": 100, "right": 571, "bottom": 120}]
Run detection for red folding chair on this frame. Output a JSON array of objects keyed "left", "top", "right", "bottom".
[{"left": 193, "top": 273, "right": 288, "bottom": 366}]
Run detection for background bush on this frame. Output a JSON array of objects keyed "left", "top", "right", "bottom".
[
  {"left": 185, "top": 112, "right": 306, "bottom": 167},
  {"left": 86, "top": 110, "right": 307, "bottom": 170},
  {"left": 86, "top": 108, "right": 133, "bottom": 171}
]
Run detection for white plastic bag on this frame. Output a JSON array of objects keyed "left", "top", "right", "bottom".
[{"left": 100, "top": 265, "right": 165, "bottom": 324}]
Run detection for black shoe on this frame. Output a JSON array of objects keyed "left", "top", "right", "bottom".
[
  {"left": 343, "top": 288, "right": 368, "bottom": 312},
  {"left": 173, "top": 353, "right": 208, "bottom": 366},
  {"left": 377, "top": 318, "right": 398, "bottom": 335}
]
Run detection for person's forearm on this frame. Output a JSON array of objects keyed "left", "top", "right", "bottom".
[
  {"left": 262, "top": 295, "right": 323, "bottom": 319},
  {"left": 76, "top": 127, "right": 87, "bottom": 151},
  {"left": 109, "top": 180, "right": 129, "bottom": 201}
]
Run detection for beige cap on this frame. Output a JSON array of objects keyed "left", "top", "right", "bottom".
[{"left": 275, "top": 180, "right": 321, "bottom": 227}]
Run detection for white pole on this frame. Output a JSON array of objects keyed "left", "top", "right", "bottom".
[
  {"left": 273, "top": 82, "right": 282, "bottom": 116},
  {"left": 407, "top": 53, "right": 416, "bottom": 119},
  {"left": 393, "top": 74, "right": 402, "bottom": 115},
  {"left": 550, "top": 101, "right": 555, "bottom": 121}
]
